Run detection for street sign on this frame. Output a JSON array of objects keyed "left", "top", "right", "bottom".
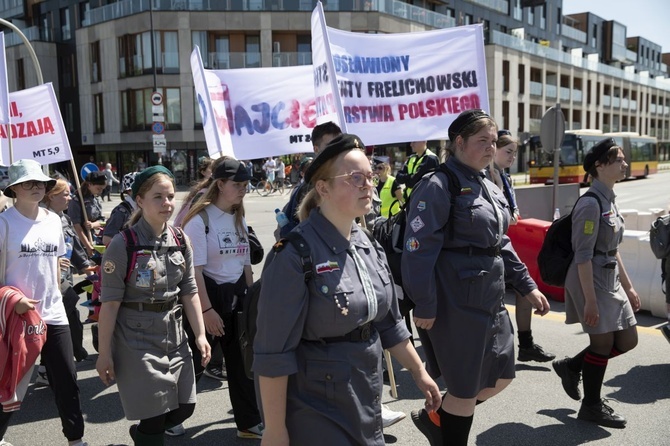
[
  {"left": 539, "top": 104, "right": 566, "bottom": 154},
  {"left": 152, "top": 105, "right": 163, "bottom": 114},
  {"left": 152, "top": 122, "right": 165, "bottom": 134},
  {"left": 80, "top": 162, "right": 98, "bottom": 181},
  {"left": 150, "top": 91, "right": 163, "bottom": 106},
  {"left": 152, "top": 115, "right": 165, "bottom": 122}
]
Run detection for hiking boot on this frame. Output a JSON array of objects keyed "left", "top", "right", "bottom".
[
  {"left": 518, "top": 343, "right": 556, "bottom": 363},
  {"left": 237, "top": 423, "right": 264, "bottom": 439},
  {"left": 165, "top": 423, "right": 186, "bottom": 436},
  {"left": 577, "top": 399, "right": 626, "bottom": 428},
  {"left": 661, "top": 324, "right": 670, "bottom": 344},
  {"left": 381, "top": 404, "right": 406, "bottom": 428},
  {"left": 203, "top": 364, "right": 226, "bottom": 381},
  {"left": 552, "top": 357, "right": 581, "bottom": 401},
  {"left": 410, "top": 409, "right": 442, "bottom": 446}
]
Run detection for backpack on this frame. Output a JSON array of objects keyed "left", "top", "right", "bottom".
[
  {"left": 649, "top": 214, "right": 670, "bottom": 260},
  {"left": 237, "top": 231, "right": 312, "bottom": 380},
  {"left": 120, "top": 225, "right": 187, "bottom": 282},
  {"left": 371, "top": 163, "right": 462, "bottom": 287},
  {"left": 197, "top": 209, "right": 264, "bottom": 265},
  {"left": 537, "top": 192, "right": 602, "bottom": 287}
]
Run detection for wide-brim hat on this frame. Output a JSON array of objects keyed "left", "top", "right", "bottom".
[{"left": 3, "top": 159, "right": 56, "bottom": 198}]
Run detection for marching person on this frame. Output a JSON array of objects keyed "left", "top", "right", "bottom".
[
  {"left": 373, "top": 159, "right": 403, "bottom": 218},
  {"left": 487, "top": 130, "right": 555, "bottom": 363},
  {"left": 395, "top": 140, "right": 439, "bottom": 201},
  {"left": 102, "top": 172, "right": 138, "bottom": 245},
  {"left": 0, "top": 159, "right": 89, "bottom": 446},
  {"left": 102, "top": 163, "right": 120, "bottom": 202},
  {"left": 95, "top": 166, "right": 211, "bottom": 446},
  {"left": 181, "top": 158, "right": 265, "bottom": 440},
  {"left": 552, "top": 138, "right": 639, "bottom": 428},
  {"left": 68, "top": 171, "right": 106, "bottom": 256},
  {"left": 255, "top": 134, "right": 441, "bottom": 446},
  {"left": 401, "top": 110, "right": 550, "bottom": 446}
]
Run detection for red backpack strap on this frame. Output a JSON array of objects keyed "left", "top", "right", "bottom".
[{"left": 120, "top": 227, "right": 140, "bottom": 283}]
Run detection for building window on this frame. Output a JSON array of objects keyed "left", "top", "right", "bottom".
[
  {"left": 94, "top": 93, "right": 104, "bottom": 134},
  {"left": 60, "top": 54, "right": 75, "bottom": 88},
  {"left": 40, "top": 12, "right": 53, "bottom": 41},
  {"left": 118, "top": 31, "right": 179, "bottom": 78},
  {"left": 465, "top": 14, "right": 473, "bottom": 25},
  {"left": 527, "top": 7, "right": 534, "bottom": 26},
  {"left": 91, "top": 42, "right": 101, "bottom": 83},
  {"left": 194, "top": 88, "right": 202, "bottom": 128},
  {"left": 64, "top": 102, "right": 75, "bottom": 132},
  {"left": 17, "top": 59, "right": 25, "bottom": 90},
  {"left": 79, "top": 2, "right": 90, "bottom": 27},
  {"left": 121, "top": 88, "right": 181, "bottom": 132},
  {"left": 512, "top": 0, "right": 522, "bottom": 21},
  {"left": 60, "top": 7, "right": 71, "bottom": 40},
  {"left": 540, "top": 5, "right": 546, "bottom": 30}
]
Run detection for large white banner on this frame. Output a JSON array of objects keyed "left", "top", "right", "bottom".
[
  {"left": 0, "top": 32, "right": 10, "bottom": 126},
  {"left": 191, "top": 48, "right": 315, "bottom": 160},
  {"left": 312, "top": 5, "right": 489, "bottom": 145},
  {"left": 0, "top": 83, "right": 73, "bottom": 165}
]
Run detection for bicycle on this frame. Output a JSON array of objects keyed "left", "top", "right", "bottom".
[{"left": 255, "top": 178, "right": 285, "bottom": 196}]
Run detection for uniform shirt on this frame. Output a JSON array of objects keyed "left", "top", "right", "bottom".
[
  {"left": 0, "top": 207, "right": 66, "bottom": 325},
  {"left": 101, "top": 218, "right": 197, "bottom": 303},
  {"left": 103, "top": 199, "right": 134, "bottom": 240},
  {"left": 183, "top": 204, "right": 250, "bottom": 285},
  {"left": 67, "top": 193, "right": 103, "bottom": 240}
]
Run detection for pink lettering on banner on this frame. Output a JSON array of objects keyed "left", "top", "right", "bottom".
[
  {"left": 0, "top": 117, "right": 56, "bottom": 139},
  {"left": 397, "top": 93, "right": 481, "bottom": 121}
]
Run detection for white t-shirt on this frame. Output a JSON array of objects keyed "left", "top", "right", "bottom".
[
  {"left": 0, "top": 207, "right": 66, "bottom": 325},
  {"left": 183, "top": 204, "right": 250, "bottom": 285}
]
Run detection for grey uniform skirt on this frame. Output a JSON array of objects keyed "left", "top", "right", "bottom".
[{"left": 112, "top": 304, "right": 196, "bottom": 420}]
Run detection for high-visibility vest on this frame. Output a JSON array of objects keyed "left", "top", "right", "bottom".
[
  {"left": 404, "top": 148, "right": 437, "bottom": 198},
  {"left": 379, "top": 175, "right": 401, "bottom": 217}
]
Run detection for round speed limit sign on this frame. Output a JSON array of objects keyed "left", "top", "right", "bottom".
[{"left": 151, "top": 91, "right": 163, "bottom": 106}]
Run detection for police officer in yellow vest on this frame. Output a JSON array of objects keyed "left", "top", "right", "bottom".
[
  {"left": 395, "top": 140, "right": 439, "bottom": 201},
  {"left": 373, "top": 159, "right": 403, "bottom": 217}
]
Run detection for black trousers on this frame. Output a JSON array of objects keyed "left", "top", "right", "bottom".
[
  {"left": 0, "top": 324, "right": 84, "bottom": 441},
  {"left": 62, "top": 286, "right": 86, "bottom": 360},
  {"left": 185, "top": 277, "right": 261, "bottom": 431}
]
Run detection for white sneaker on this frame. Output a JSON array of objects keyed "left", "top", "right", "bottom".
[
  {"left": 382, "top": 404, "right": 406, "bottom": 428},
  {"left": 67, "top": 441, "right": 88, "bottom": 446},
  {"left": 165, "top": 423, "right": 186, "bottom": 436},
  {"left": 0, "top": 438, "right": 14, "bottom": 446},
  {"left": 237, "top": 422, "right": 264, "bottom": 439}
]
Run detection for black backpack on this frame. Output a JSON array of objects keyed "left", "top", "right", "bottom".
[
  {"left": 537, "top": 192, "right": 602, "bottom": 287},
  {"left": 237, "top": 231, "right": 312, "bottom": 380},
  {"left": 372, "top": 164, "right": 462, "bottom": 287},
  {"left": 649, "top": 214, "right": 670, "bottom": 260}
]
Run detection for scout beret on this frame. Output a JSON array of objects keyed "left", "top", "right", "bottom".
[
  {"left": 583, "top": 138, "right": 617, "bottom": 172},
  {"left": 448, "top": 109, "right": 491, "bottom": 141},
  {"left": 131, "top": 165, "right": 174, "bottom": 198},
  {"left": 213, "top": 158, "right": 252, "bottom": 182},
  {"left": 304, "top": 133, "right": 365, "bottom": 184},
  {"left": 86, "top": 171, "right": 107, "bottom": 185}
]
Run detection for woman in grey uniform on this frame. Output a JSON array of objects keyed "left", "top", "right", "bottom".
[
  {"left": 96, "top": 166, "right": 211, "bottom": 446},
  {"left": 401, "top": 110, "right": 550, "bottom": 446},
  {"left": 254, "top": 134, "right": 441, "bottom": 446},
  {"left": 552, "top": 138, "right": 639, "bottom": 429}
]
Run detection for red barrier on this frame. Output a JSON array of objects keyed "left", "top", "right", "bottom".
[{"left": 507, "top": 218, "right": 565, "bottom": 302}]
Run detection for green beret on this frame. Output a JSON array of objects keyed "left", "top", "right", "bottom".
[
  {"left": 304, "top": 133, "right": 365, "bottom": 184},
  {"left": 131, "top": 165, "right": 174, "bottom": 198},
  {"left": 583, "top": 138, "right": 617, "bottom": 172}
]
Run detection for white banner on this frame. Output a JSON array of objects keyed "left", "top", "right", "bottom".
[
  {"left": 312, "top": 6, "right": 489, "bottom": 145},
  {"left": 0, "top": 33, "right": 10, "bottom": 126},
  {"left": 191, "top": 48, "right": 315, "bottom": 160},
  {"left": 0, "top": 83, "right": 73, "bottom": 166}
]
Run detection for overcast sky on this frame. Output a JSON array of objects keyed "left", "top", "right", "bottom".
[{"left": 562, "top": 0, "right": 670, "bottom": 53}]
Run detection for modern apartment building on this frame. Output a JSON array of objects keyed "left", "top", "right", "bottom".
[{"left": 2, "top": 0, "right": 669, "bottom": 180}]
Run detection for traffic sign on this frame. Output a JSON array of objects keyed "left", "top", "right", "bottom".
[
  {"left": 152, "top": 122, "right": 165, "bottom": 134},
  {"left": 151, "top": 91, "right": 163, "bottom": 106},
  {"left": 80, "top": 162, "right": 98, "bottom": 181},
  {"left": 539, "top": 104, "right": 566, "bottom": 155},
  {"left": 151, "top": 105, "right": 163, "bottom": 114}
]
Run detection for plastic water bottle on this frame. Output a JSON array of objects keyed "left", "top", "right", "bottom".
[
  {"left": 553, "top": 208, "right": 561, "bottom": 221},
  {"left": 64, "top": 236, "right": 73, "bottom": 259},
  {"left": 275, "top": 208, "right": 289, "bottom": 228}
]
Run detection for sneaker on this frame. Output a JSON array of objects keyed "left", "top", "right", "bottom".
[
  {"left": 237, "top": 423, "right": 264, "bottom": 439},
  {"left": 381, "top": 404, "right": 406, "bottom": 428},
  {"left": 203, "top": 364, "right": 227, "bottom": 381},
  {"left": 661, "top": 324, "right": 670, "bottom": 344},
  {"left": 410, "top": 409, "right": 442, "bottom": 446},
  {"left": 35, "top": 367, "right": 49, "bottom": 387},
  {"left": 67, "top": 441, "right": 89, "bottom": 446},
  {"left": 577, "top": 399, "right": 626, "bottom": 429},
  {"left": 0, "top": 438, "right": 14, "bottom": 446},
  {"left": 165, "top": 423, "right": 186, "bottom": 437},
  {"left": 552, "top": 357, "right": 581, "bottom": 401},
  {"left": 518, "top": 344, "right": 556, "bottom": 362}
]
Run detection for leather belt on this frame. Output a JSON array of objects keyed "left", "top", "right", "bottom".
[
  {"left": 595, "top": 249, "right": 618, "bottom": 256},
  {"left": 445, "top": 245, "right": 502, "bottom": 257},
  {"left": 309, "top": 322, "right": 374, "bottom": 344},
  {"left": 122, "top": 299, "right": 178, "bottom": 312}
]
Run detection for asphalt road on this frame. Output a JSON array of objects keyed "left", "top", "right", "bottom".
[{"left": 3, "top": 179, "right": 670, "bottom": 446}]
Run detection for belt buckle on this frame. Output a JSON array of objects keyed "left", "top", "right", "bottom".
[{"left": 360, "top": 324, "right": 371, "bottom": 341}]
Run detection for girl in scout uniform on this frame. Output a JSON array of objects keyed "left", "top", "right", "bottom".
[
  {"left": 96, "top": 166, "right": 211, "bottom": 446},
  {"left": 181, "top": 158, "right": 265, "bottom": 439},
  {"left": 401, "top": 110, "right": 551, "bottom": 446},
  {"left": 255, "top": 134, "right": 441, "bottom": 446},
  {"left": 553, "top": 138, "right": 640, "bottom": 429},
  {"left": 68, "top": 171, "right": 106, "bottom": 256}
]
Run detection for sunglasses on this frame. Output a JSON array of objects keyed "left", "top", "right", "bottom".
[
  {"left": 329, "top": 171, "right": 374, "bottom": 188},
  {"left": 19, "top": 180, "right": 47, "bottom": 190}
]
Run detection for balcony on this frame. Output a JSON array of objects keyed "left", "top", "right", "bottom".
[
  {"left": 529, "top": 118, "right": 541, "bottom": 133},
  {"left": 602, "top": 124, "right": 611, "bottom": 133},
  {"left": 83, "top": 0, "right": 455, "bottom": 29},
  {"left": 464, "top": 0, "right": 509, "bottom": 14},
  {"left": 650, "top": 104, "right": 657, "bottom": 113},
  {"left": 573, "top": 90, "right": 582, "bottom": 102},
  {"left": 207, "top": 52, "right": 261, "bottom": 69},
  {"left": 530, "top": 81, "right": 542, "bottom": 97},
  {"left": 571, "top": 122, "right": 582, "bottom": 130},
  {"left": 560, "top": 24, "right": 586, "bottom": 43},
  {"left": 3, "top": 26, "right": 53, "bottom": 47},
  {"left": 603, "top": 95, "right": 611, "bottom": 107},
  {"left": 546, "top": 85, "right": 557, "bottom": 99},
  {"left": 272, "top": 52, "right": 312, "bottom": 67},
  {"left": 0, "top": 0, "right": 24, "bottom": 19},
  {"left": 612, "top": 97, "right": 620, "bottom": 108},
  {"left": 622, "top": 98, "right": 629, "bottom": 109},
  {"left": 560, "top": 87, "right": 570, "bottom": 101},
  {"left": 630, "top": 100, "right": 637, "bottom": 111}
]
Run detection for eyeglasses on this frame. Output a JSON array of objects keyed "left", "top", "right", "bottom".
[
  {"left": 19, "top": 180, "right": 46, "bottom": 190},
  {"left": 329, "top": 171, "right": 374, "bottom": 188}
]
